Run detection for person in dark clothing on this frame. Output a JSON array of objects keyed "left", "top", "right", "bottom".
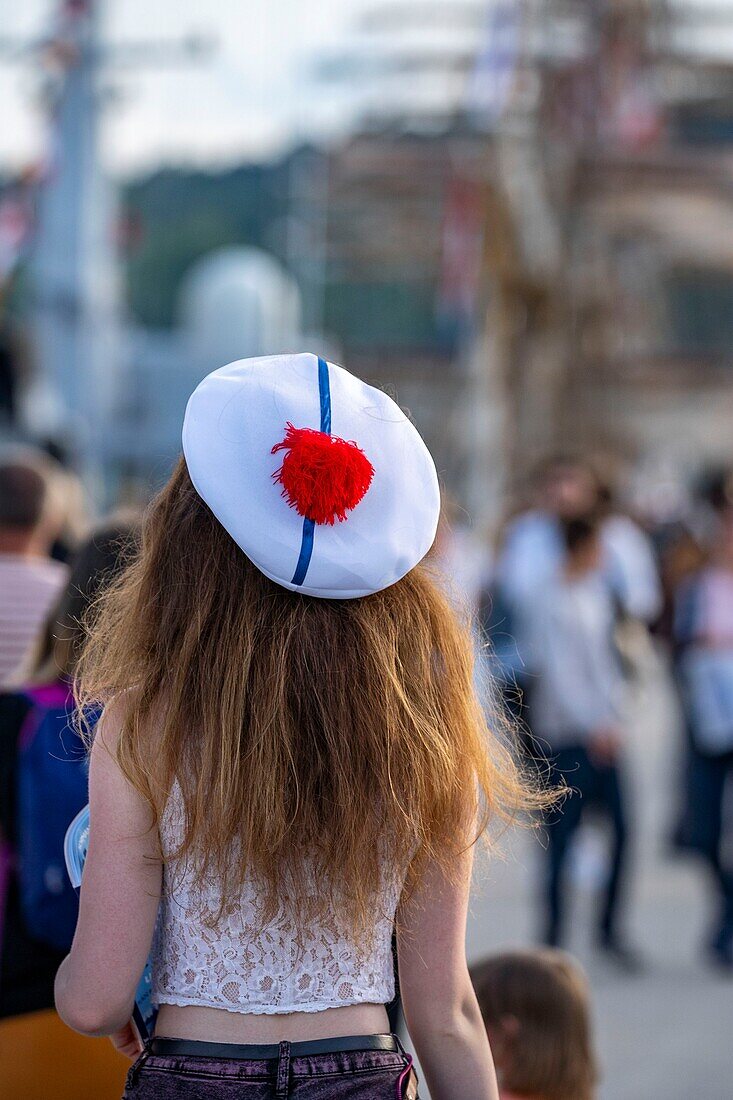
[
  {"left": 0, "top": 517, "right": 139, "bottom": 1018},
  {"left": 541, "top": 744, "right": 629, "bottom": 956},
  {"left": 0, "top": 691, "right": 61, "bottom": 1016},
  {"left": 684, "top": 748, "right": 733, "bottom": 970},
  {"left": 0, "top": 327, "right": 20, "bottom": 425},
  {"left": 674, "top": 511, "right": 733, "bottom": 971}
]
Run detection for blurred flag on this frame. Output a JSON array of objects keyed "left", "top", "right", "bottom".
[
  {"left": 465, "top": 0, "right": 522, "bottom": 125},
  {"left": 436, "top": 176, "right": 485, "bottom": 328}
]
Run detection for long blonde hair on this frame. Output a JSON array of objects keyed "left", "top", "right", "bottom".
[
  {"left": 77, "top": 458, "right": 549, "bottom": 937},
  {"left": 471, "top": 949, "right": 599, "bottom": 1100}
]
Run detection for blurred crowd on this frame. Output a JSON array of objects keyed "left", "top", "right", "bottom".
[
  {"left": 0, "top": 444, "right": 732, "bottom": 1099},
  {"left": 0, "top": 445, "right": 139, "bottom": 1095},
  {"left": 440, "top": 454, "right": 733, "bottom": 978}
]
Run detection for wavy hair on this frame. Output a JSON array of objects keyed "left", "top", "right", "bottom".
[{"left": 77, "top": 458, "right": 551, "bottom": 937}]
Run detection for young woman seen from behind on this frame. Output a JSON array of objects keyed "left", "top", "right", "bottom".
[{"left": 55, "top": 354, "right": 549, "bottom": 1099}]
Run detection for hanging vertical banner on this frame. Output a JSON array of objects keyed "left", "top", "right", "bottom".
[
  {"left": 436, "top": 176, "right": 485, "bottom": 329},
  {"left": 465, "top": 0, "right": 523, "bottom": 126}
]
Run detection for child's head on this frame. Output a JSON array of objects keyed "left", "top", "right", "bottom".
[
  {"left": 560, "top": 511, "right": 603, "bottom": 576},
  {"left": 471, "top": 949, "right": 599, "bottom": 1100}
]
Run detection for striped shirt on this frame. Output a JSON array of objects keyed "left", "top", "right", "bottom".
[{"left": 0, "top": 554, "right": 68, "bottom": 687}]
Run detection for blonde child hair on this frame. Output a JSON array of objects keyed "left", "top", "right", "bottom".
[{"left": 470, "top": 949, "right": 599, "bottom": 1100}]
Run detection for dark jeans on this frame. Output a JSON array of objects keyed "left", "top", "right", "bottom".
[
  {"left": 685, "top": 747, "right": 733, "bottom": 950},
  {"left": 123, "top": 1036, "right": 418, "bottom": 1099},
  {"left": 541, "top": 743, "right": 629, "bottom": 946}
]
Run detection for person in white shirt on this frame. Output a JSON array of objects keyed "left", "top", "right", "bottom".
[
  {"left": 495, "top": 457, "right": 661, "bottom": 655},
  {"left": 524, "top": 511, "right": 639, "bottom": 968}
]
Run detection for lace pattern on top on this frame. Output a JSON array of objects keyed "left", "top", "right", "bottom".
[{"left": 150, "top": 786, "right": 402, "bottom": 1015}]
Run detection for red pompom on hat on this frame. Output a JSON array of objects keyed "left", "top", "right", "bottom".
[{"left": 272, "top": 423, "right": 375, "bottom": 526}]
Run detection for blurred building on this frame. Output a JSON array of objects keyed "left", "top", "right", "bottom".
[
  {"left": 6, "top": 0, "right": 733, "bottom": 521},
  {"left": 475, "top": 0, "right": 733, "bottom": 501},
  {"left": 318, "top": 129, "right": 495, "bottom": 512},
  {"left": 114, "top": 247, "right": 307, "bottom": 498},
  {"left": 281, "top": 1, "right": 733, "bottom": 522}
]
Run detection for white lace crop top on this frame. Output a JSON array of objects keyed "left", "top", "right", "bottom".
[{"left": 150, "top": 786, "right": 403, "bottom": 1015}]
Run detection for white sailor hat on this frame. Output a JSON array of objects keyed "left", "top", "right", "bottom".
[{"left": 182, "top": 353, "right": 440, "bottom": 599}]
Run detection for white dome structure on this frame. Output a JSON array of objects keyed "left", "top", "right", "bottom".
[{"left": 179, "top": 247, "right": 303, "bottom": 369}]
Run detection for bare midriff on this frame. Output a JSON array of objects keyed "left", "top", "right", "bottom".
[{"left": 155, "top": 1001, "right": 391, "bottom": 1044}]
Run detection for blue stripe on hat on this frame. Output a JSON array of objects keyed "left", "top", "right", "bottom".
[
  {"left": 318, "top": 355, "right": 331, "bottom": 434},
  {"left": 290, "top": 357, "right": 331, "bottom": 587}
]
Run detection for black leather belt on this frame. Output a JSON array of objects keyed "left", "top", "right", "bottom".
[{"left": 149, "top": 1033, "right": 399, "bottom": 1061}]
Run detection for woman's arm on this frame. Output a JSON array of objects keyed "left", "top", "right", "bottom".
[
  {"left": 397, "top": 845, "right": 499, "bottom": 1100},
  {"left": 54, "top": 707, "right": 162, "bottom": 1037}
]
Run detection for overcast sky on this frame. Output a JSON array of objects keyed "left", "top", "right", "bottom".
[
  {"left": 0, "top": 0, "right": 376, "bottom": 176},
  {"left": 1, "top": 0, "right": 731, "bottom": 177}
]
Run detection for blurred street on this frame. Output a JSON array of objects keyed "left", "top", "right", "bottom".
[{"left": 466, "top": 648, "right": 733, "bottom": 1100}]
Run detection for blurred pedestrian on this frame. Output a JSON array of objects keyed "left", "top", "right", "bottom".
[
  {"left": 594, "top": 466, "right": 662, "bottom": 626},
  {"left": 647, "top": 466, "right": 731, "bottom": 645},
  {"left": 470, "top": 948, "right": 598, "bottom": 1100},
  {"left": 524, "top": 511, "right": 639, "bottom": 966},
  {"left": 0, "top": 325, "right": 21, "bottom": 425},
  {"left": 494, "top": 457, "right": 661, "bottom": 661},
  {"left": 0, "top": 452, "right": 68, "bottom": 687},
  {"left": 495, "top": 457, "right": 599, "bottom": 614},
  {"left": 674, "top": 509, "right": 733, "bottom": 971},
  {"left": 54, "top": 354, "right": 552, "bottom": 1100},
  {"left": 0, "top": 519, "right": 138, "bottom": 1016},
  {"left": 39, "top": 438, "right": 90, "bottom": 565},
  {"left": 0, "top": 517, "right": 138, "bottom": 1098}
]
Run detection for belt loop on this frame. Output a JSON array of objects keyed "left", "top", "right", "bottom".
[{"left": 275, "top": 1040, "right": 292, "bottom": 1098}]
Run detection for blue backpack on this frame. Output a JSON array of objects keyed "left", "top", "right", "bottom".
[{"left": 15, "top": 684, "right": 91, "bottom": 951}]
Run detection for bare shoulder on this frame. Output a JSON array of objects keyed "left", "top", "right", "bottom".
[
  {"left": 92, "top": 689, "right": 138, "bottom": 750},
  {"left": 88, "top": 693, "right": 156, "bottom": 840}
]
